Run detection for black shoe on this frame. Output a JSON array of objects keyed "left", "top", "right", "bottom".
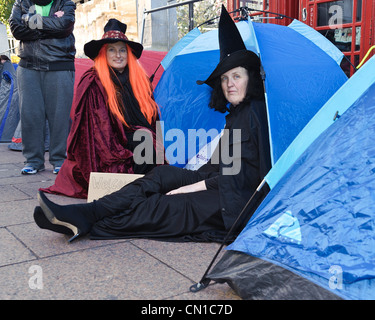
[
  {"left": 37, "top": 191, "right": 92, "bottom": 243},
  {"left": 34, "top": 206, "right": 73, "bottom": 235}
]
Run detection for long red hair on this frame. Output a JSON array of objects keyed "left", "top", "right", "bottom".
[{"left": 93, "top": 43, "right": 159, "bottom": 128}]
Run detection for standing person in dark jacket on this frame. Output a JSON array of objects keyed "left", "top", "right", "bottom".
[
  {"left": 33, "top": 6, "right": 272, "bottom": 243},
  {"left": 9, "top": 0, "right": 76, "bottom": 175}
]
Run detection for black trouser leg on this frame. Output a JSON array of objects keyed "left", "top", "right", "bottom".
[{"left": 96, "top": 165, "right": 210, "bottom": 215}]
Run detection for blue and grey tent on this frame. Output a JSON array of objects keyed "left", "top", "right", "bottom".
[
  {"left": 0, "top": 61, "right": 19, "bottom": 142},
  {"left": 206, "top": 55, "right": 375, "bottom": 300}
]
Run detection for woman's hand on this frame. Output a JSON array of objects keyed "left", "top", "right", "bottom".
[
  {"left": 54, "top": 11, "right": 65, "bottom": 18},
  {"left": 166, "top": 180, "right": 207, "bottom": 195}
]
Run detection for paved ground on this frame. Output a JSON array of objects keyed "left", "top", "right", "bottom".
[{"left": 0, "top": 143, "right": 240, "bottom": 301}]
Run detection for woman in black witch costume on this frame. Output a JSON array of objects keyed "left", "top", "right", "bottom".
[
  {"left": 34, "top": 6, "right": 271, "bottom": 243},
  {"left": 40, "top": 19, "right": 163, "bottom": 199}
]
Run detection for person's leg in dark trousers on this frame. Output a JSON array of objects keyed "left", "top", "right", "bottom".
[
  {"left": 91, "top": 189, "right": 224, "bottom": 239},
  {"left": 17, "top": 67, "right": 46, "bottom": 170},
  {"left": 44, "top": 70, "right": 74, "bottom": 168},
  {"left": 90, "top": 165, "right": 224, "bottom": 239},
  {"left": 97, "top": 165, "right": 211, "bottom": 214},
  {"left": 36, "top": 165, "right": 217, "bottom": 241}
]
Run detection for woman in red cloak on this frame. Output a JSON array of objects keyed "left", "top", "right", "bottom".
[{"left": 41, "top": 19, "right": 163, "bottom": 199}]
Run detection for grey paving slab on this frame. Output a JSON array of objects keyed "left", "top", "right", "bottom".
[
  {"left": 131, "top": 239, "right": 225, "bottom": 282},
  {"left": 0, "top": 242, "right": 194, "bottom": 300},
  {"left": 0, "top": 199, "right": 36, "bottom": 227},
  {"left": 0, "top": 228, "right": 36, "bottom": 267},
  {"left": 12, "top": 180, "right": 56, "bottom": 198},
  {"left": 0, "top": 163, "right": 20, "bottom": 178},
  {"left": 8, "top": 222, "right": 127, "bottom": 258},
  {"left": 0, "top": 184, "right": 31, "bottom": 202},
  {"left": 131, "top": 240, "right": 241, "bottom": 300},
  {"left": 0, "top": 164, "right": 54, "bottom": 187},
  {"left": 0, "top": 149, "right": 23, "bottom": 163}
]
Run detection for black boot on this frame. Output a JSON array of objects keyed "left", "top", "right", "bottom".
[
  {"left": 34, "top": 206, "right": 73, "bottom": 235},
  {"left": 37, "top": 191, "right": 101, "bottom": 242}
]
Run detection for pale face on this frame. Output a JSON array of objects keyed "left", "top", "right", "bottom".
[
  {"left": 220, "top": 66, "right": 249, "bottom": 106},
  {"left": 106, "top": 41, "right": 128, "bottom": 73}
]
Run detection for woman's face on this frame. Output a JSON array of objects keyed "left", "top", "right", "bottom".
[
  {"left": 106, "top": 41, "right": 128, "bottom": 73},
  {"left": 220, "top": 66, "right": 249, "bottom": 106}
]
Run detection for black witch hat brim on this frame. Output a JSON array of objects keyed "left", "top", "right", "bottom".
[
  {"left": 196, "top": 49, "right": 260, "bottom": 88},
  {"left": 84, "top": 38, "right": 143, "bottom": 60}
]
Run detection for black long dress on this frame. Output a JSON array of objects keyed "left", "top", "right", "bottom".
[
  {"left": 112, "top": 67, "right": 160, "bottom": 175},
  {"left": 89, "top": 98, "right": 271, "bottom": 242}
]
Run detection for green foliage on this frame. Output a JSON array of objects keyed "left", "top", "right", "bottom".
[
  {"left": 0, "top": 0, "right": 15, "bottom": 25},
  {"left": 176, "top": 0, "right": 226, "bottom": 39}
]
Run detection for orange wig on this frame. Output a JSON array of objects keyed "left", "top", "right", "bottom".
[{"left": 93, "top": 44, "right": 159, "bottom": 128}]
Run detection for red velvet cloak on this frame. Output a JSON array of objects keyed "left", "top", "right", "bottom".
[{"left": 41, "top": 68, "right": 153, "bottom": 198}]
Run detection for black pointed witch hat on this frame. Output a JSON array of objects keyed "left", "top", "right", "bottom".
[{"left": 197, "top": 5, "right": 260, "bottom": 88}]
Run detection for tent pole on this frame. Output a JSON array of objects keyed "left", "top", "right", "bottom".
[
  {"left": 140, "top": 9, "right": 147, "bottom": 45},
  {"left": 190, "top": 179, "right": 267, "bottom": 292},
  {"left": 149, "top": 63, "right": 162, "bottom": 83}
]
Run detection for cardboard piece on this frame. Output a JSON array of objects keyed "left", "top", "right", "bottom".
[{"left": 87, "top": 172, "right": 144, "bottom": 202}]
